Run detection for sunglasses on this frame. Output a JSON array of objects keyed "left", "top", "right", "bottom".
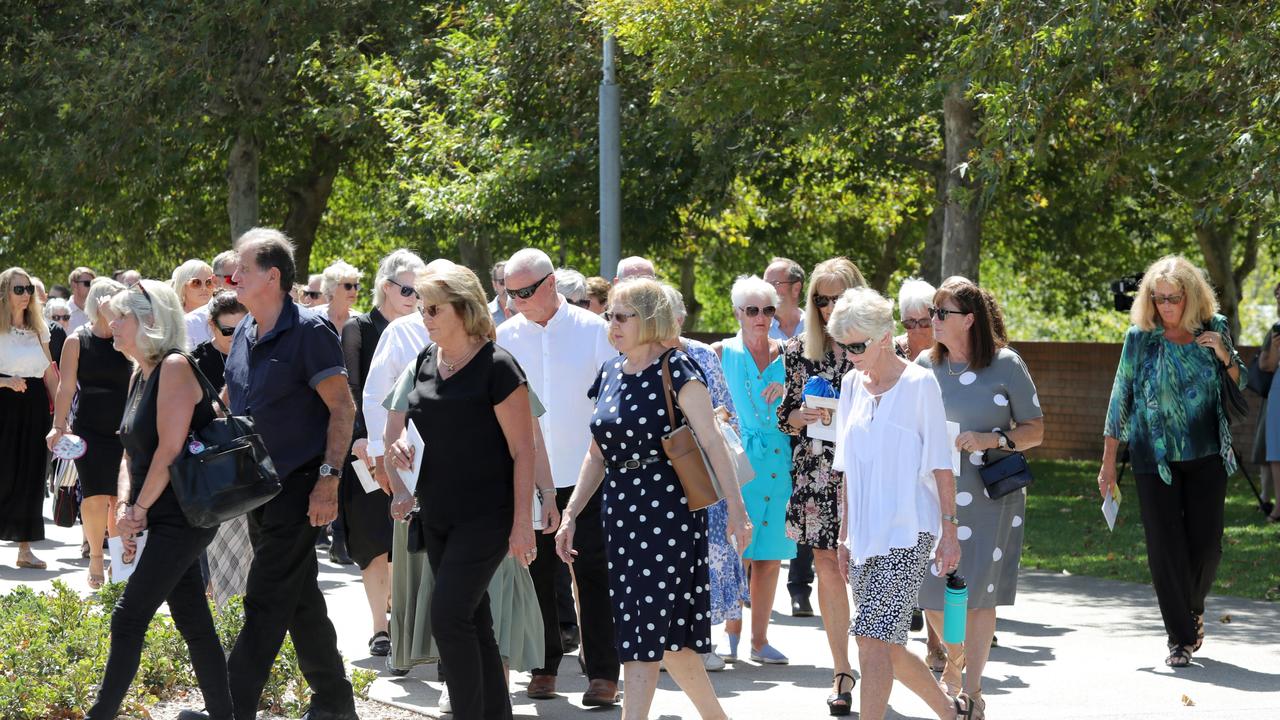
[
  {"left": 188, "top": 277, "right": 215, "bottom": 289},
  {"left": 220, "top": 274, "right": 237, "bottom": 287},
  {"left": 341, "top": 282, "right": 360, "bottom": 292},
  {"left": 812, "top": 294, "right": 842, "bottom": 309},
  {"left": 836, "top": 340, "right": 869, "bottom": 355},
  {"left": 1151, "top": 293, "right": 1184, "bottom": 306},
  {"left": 130, "top": 281, "right": 152, "bottom": 304},
  {"left": 901, "top": 318, "right": 929, "bottom": 330},
  {"left": 603, "top": 310, "right": 638, "bottom": 324},
  {"left": 214, "top": 324, "right": 236, "bottom": 337},
  {"left": 569, "top": 298, "right": 592, "bottom": 309},
  {"left": 928, "top": 306, "right": 968, "bottom": 321},
  {"left": 11, "top": 284, "right": 37, "bottom": 296},
  {"left": 424, "top": 303, "right": 459, "bottom": 318},
  {"left": 51, "top": 314, "right": 70, "bottom": 322},
  {"left": 75, "top": 279, "right": 94, "bottom": 288},
  {"left": 739, "top": 305, "right": 777, "bottom": 318},
  {"left": 302, "top": 290, "right": 322, "bottom": 300},
  {"left": 509, "top": 272, "right": 553, "bottom": 300},
  {"left": 387, "top": 278, "right": 417, "bottom": 298}
]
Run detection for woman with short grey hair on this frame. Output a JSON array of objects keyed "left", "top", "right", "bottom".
[
  {"left": 555, "top": 268, "right": 590, "bottom": 309},
  {"left": 827, "top": 287, "right": 969, "bottom": 720},
  {"left": 895, "top": 278, "right": 936, "bottom": 361},
  {"left": 320, "top": 259, "right": 363, "bottom": 330}
]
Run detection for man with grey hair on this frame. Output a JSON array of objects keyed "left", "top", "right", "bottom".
[
  {"left": 499, "top": 247, "right": 621, "bottom": 706},
  {"left": 554, "top": 268, "right": 590, "bottom": 308},
  {"left": 212, "top": 250, "right": 240, "bottom": 290},
  {"left": 613, "top": 255, "right": 656, "bottom": 282},
  {"left": 224, "top": 227, "right": 360, "bottom": 720},
  {"left": 488, "top": 260, "right": 509, "bottom": 326},
  {"left": 765, "top": 257, "right": 805, "bottom": 341},
  {"left": 66, "top": 266, "right": 96, "bottom": 330}
]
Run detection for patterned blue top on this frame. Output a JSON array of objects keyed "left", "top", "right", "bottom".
[{"left": 682, "top": 338, "right": 739, "bottom": 433}]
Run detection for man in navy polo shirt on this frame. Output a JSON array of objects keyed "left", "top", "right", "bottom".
[{"left": 223, "top": 228, "right": 359, "bottom": 720}]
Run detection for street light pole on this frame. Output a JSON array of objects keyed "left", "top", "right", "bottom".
[{"left": 599, "top": 30, "right": 621, "bottom": 279}]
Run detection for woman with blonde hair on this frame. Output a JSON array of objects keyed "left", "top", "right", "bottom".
[
  {"left": 775, "top": 257, "right": 867, "bottom": 713},
  {"left": 0, "top": 267, "right": 58, "bottom": 570},
  {"left": 46, "top": 277, "right": 130, "bottom": 589},
  {"left": 319, "top": 259, "right": 363, "bottom": 330},
  {"left": 171, "top": 259, "right": 217, "bottom": 314},
  {"left": 1099, "top": 254, "right": 1244, "bottom": 668}
]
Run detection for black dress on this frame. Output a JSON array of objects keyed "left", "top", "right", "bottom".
[
  {"left": 190, "top": 340, "right": 227, "bottom": 391},
  {"left": 73, "top": 328, "right": 133, "bottom": 498},
  {"left": 589, "top": 349, "right": 712, "bottom": 661},
  {"left": 339, "top": 309, "right": 392, "bottom": 569},
  {"left": 0, "top": 329, "right": 51, "bottom": 542}
]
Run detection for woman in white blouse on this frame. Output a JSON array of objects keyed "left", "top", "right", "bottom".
[
  {"left": 829, "top": 287, "right": 970, "bottom": 720},
  {"left": 0, "top": 267, "right": 59, "bottom": 570}
]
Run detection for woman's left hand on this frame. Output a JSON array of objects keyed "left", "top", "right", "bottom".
[
  {"left": 761, "top": 382, "right": 785, "bottom": 404},
  {"left": 117, "top": 505, "right": 147, "bottom": 537},
  {"left": 1196, "top": 331, "right": 1228, "bottom": 363},
  {"left": 934, "top": 532, "right": 962, "bottom": 575},
  {"left": 509, "top": 521, "right": 537, "bottom": 568},
  {"left": 955, "top": 431, "right": 996, "bottom": 453}
]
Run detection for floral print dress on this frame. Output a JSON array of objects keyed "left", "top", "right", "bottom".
[{"left": 776, "top": 335, "right": 853, "bottom": 550}]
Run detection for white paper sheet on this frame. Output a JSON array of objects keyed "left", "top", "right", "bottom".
[
  {"left": 947, "top": 421, "right": 962, "bottom": 475},
  {"left": 396, "top": 419, "right": 425, "bottom": 495},
  {"left": 804, "top": 394, "right": 839, "bottom": 443},
  {"left": 352, "top": 457, "right": 380, "bottom": 494},
  {"left": 532, "top": 492, "right": 544, "bottom": 531},
  {"left": 1101, "top": 488, "right": 1120, "bottom": 531},
  {"left": 108, "top": 532, "right": 148, "bottom": 583}
]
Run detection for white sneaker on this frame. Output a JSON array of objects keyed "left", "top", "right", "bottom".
[
  {"left": 702, "top": 651, "right": 727, "bottom": 672},
  {"left": 439, "top": 685, "right": 452, "bottom": 713}
]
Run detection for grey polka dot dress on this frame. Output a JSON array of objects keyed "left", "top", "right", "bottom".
[
  {"left": 589, "top": 349, "right": 711, "bottom": 661},
  {"left": 916, "top": 348, "right": 1043, "bottom": 608}
]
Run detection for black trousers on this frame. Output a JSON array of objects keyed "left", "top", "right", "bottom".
[
  {"left": 424, "top": 514, "right": 512, "bottom": 720},
  {"left": 787, "top": 542, "right": 815, "bottom": 599},
  {"left": 1134, "top": 454, "right": 1228, "bottom": 649},
  {"left": 529, "top": 487, "right": 619, "bottom": 681},
  {"left": 228, "top": 466, "right": 354, "bottom": 719},
  {"left": 87, "top": 493, "right": 230, "bottom": 720}
]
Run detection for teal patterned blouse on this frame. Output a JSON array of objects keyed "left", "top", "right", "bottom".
[{"left": 1104, "top": 314, "right": 1246, "bottom": 483}]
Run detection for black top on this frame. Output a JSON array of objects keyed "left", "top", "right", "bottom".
[
  {"left": 48, "top": 322, "right": 66, "bottom": 364},
  {"left": 405, "top": 342, "right": 525, "bottom": 525},
  {"left": 341, "top": 308, "right": 390, "bottom": 440},
  {"left": 118, "top": 354, "right": 216, "bottom": 501},
  {"left": 72, "top": 328, "right": 133, "bottom": 436},
  {"left": 191, "top": 340, "right": 227, "bottom": 392}
]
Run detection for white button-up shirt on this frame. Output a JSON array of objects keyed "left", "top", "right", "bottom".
[
  {"left": 362, "top": 313, "right": 430, "bottom": 457},
  {"left": 497, "top": 298, "right": 615, "bottom": 487},
  {"left": 67, "top": 298, "right": 89, "bottom": 335},
  {"left": 185, "top": 306, "right": 213, "bottom": 350}
]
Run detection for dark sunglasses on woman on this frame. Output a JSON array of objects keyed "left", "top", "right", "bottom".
[
  {"left": 341, "top": 282, "right": 360, "bottom": 292},
  {"left": 739, "top": 305, "right": 777, "bottom": 318},
  {"left": 812, "top": 294, "right": 842, "bottom": 309},
  {"left": 603, "top": 310, "right": 637, "bottom": 323},
  {"left": 928, "top": 306, "right": 967, "bottom": 321},
  {"left": 836, "top": 340, "right": 869, "bottom": 355},
  {"left": 51, "top": 314, "right": 70, "bottom": 322},
  {"left": 11, "top": 284, "right": 37, "bottom": 296},
  {"left": 302, "top": 290, "right": 322, "bottom": 300},
  {"left": 387, "top": 278, "right": 417, "bottom": 298},
  {"left": 214, "top": 324, "right": 236, "bottom": 337},
  {"left": 901, "top": 318, "right": 929, "bottom": 330},
  {"left": 508, "top": 272, "right": 553, "bottom": 300}
]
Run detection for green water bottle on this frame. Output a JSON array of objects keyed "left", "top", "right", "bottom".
[{"left": 943, "top": 572, "right": 968, "bottom": 644}]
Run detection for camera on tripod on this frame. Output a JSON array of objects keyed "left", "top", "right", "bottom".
[{"left": 1110, "top": 275, "right": 1143, "bottom": 312}]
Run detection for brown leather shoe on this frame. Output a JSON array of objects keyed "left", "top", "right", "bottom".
[
  {"left": 526, "top": 674, "right": 557, "bottom": 700},
  {"left": 582, "top": 678, "right": 621, "bottom": 706}
]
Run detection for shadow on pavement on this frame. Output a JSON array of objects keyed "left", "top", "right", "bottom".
[{"left": 1135, "top": 656, "right": 1280, "bottom": 693}]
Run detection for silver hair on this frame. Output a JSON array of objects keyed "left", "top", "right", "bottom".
[
  {"left": 308, "top": 273, "right": 324, "bottom": 287},
  {"left": 662, "top": 283, "right": 687, "bottom": 323},
  {"left": 374, "top": 249, "right": 427, "bottom": 307},
  {"left": 897, "top": 277, "right": 937, "bottom": 319},
  {"left": 827, "top": 286, "right": 895, "bottom": 344},
  {"left": 84, "top": 277, "right": 126, "bottom": 326},
  {"left": 43, "top": 297, "right": 70, "bottom": 321},
  {"left": 212, "top": 250, "right": 239, "bottom": 275},
  {"left": 321, "top": 260, "right": 363, "bottom": 299},
  {"left": 106, "top": 279, "right": 187, "bottom": 365},
  {"left": 729, "top": 275, "right": 780, "bottom": 310},
  {"left": 555, "top": 268, "right": 588, "bottom": 301},
  {"left": 506, "top": 248, "right": 554, "bottom": 278},
  {"left": 615, "top": 256, "right": 656, "bottom": 280}
]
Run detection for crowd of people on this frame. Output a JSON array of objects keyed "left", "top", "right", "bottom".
[{"left": 0, "top": 239, "right": 1252, "bottom": 720}]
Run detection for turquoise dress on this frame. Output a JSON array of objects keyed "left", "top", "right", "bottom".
[{"left": 720, "top": 336, "right": 796, "bottom": 561}]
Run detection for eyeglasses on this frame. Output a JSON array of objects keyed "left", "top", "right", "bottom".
[
  {"left": 836, "top": 340, "right": 869, "bottom": 355},
  {"left": 302, "top": 290, "right": 322, "bottom": 300},
  {"left": 74, "top": 279, "right": 94, "bottom": 288},
  {"left": 1151, "top": 293, "right": 1184, "bottom": 306},
  {"left": 768, "top": 279, "right": 799, "bottom": 288},
  {"left": 341, "top": 282, "right": 360, "bottom": 292},
  {"left": 387, "top": 278, "right": 417, "bottom": 298},
  {"left": 739, "top": 305, "right": 777, "bottom": 318},
  {"left": 11, "top": 284, "right": 37, "bottom": 296},
  {"left": 220, "top": 275, "right": 237, "bottom": 287},
  {"left": 188, "top": 277, "right": 215, "bottom": 289},
  {"left": 424, "top": 304, "right": 456, "bottom": 318},
  {"left": 569, "top": 298, "right": 592, "bottom": 309},
  {"left": 51, "top": 314, "right": 70, "bottom": 322},
  {"left": 901, "top": 318, "right": 929, "bottom": 330},
  {"left": 812, "top": 294, "right": 842, "bottom": 309},
  {"left": 603, "top": 310, "right": 638, "bottom": 324},
  {"left": 928, "top": 306, "right": 968, "bottom": 321},
  {"left": 508, "top": 272, "right": 553, "bottom": 300},
  {"left": 214, "top": 324, "right": 236, "bottom": 337}
]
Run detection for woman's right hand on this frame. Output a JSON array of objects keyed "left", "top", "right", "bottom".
[
  {"left": 45, "top": 426, "right": 65, "bottom": 451},
  {"left": 1, "top": 377, "right": 26, "bottom": 393},
  {"left": 1097, "top": 463, "right": 1118, "bottom": 499},
  {"left": 787, "top": 406, "right": 824, "bottom": 429},
  {"left": 555, "top": 516, "right": 577, "bottom": 564}
]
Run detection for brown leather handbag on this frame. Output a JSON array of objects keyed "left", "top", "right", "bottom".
[{"left": 660, "top": 352, "right": 723, "bottom": 511}]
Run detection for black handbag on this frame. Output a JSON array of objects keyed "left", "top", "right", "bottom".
[
  {"left": 167, "top": 352, "right": 281, "bottom": 528},
  {"left": 406, "top": 509, "right": 426, "bottom": 553},
  {"left": 978, "top": 449, "right": 1034, "bottom": 500},
  {"left": 1247, "top": 353, "right": 1274, "bottom": 398},
  {"left": 1219, "top": 361, "right": 1250, "bottom": 424}
]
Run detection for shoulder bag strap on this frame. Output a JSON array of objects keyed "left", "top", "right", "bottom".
[
  {"left": 163, "top": 349, "right": 236, "bottom": 422},
  {"left": 661, "top": 349, "right": 683, "bottom": 427}
]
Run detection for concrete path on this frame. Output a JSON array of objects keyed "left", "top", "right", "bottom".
[{"left": 4, "top": 502, "right": 1279, "bottom": 719}]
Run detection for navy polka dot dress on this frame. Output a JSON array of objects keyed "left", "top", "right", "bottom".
[{"left": 589, "top": 349, "right": 711, "bottom": 661}]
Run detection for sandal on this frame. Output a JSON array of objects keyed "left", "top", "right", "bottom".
[
  {"left": 952, "top": 693, "right": 973, "bottom": 719},
  {"left": 1193, "top": 613, "right": 1205, "bottom": 652},
  {"left": 87, "top": 556, "right": 105, "bottom": 590},
  {"left": 1165, "top": 645, "right": 1193, "bottom": 668},
  {"left": 368, "top": 631, "right": 392, "bottom": 657},
  {"left": 968, "top": 689, "right": 985, "bottom": 720},
  {"left": 928, "top": 645, "right": 948, "bottom": 673},
  {"left": 16, "top": 554, "right": 46, "bottom": 570},
  {"left": 826, "top": 672, "right": 855, "bottom": 716}
]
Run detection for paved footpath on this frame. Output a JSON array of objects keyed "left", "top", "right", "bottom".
[{"left": 4, "top": 502, "right": 1279, "bottom": 719}]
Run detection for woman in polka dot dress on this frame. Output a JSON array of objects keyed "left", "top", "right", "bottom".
[
  {"left": 556, "top": 278, "right": 752, "bottom": 719},
  {"left": 916, "top": 279, "right": 1044, "bottom": 719}
]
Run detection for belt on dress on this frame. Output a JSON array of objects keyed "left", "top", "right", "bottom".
[{"left": 605, "top": 455, "right": 666, "bottom": 471}]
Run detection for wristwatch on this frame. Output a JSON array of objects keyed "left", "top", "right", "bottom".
[
  {"left": 941, "top": 513, "right": 961, "bottom": 526},
  {"left": 995, "top": 430, "right": 1014, "bottom": 449},
  {"left": 319, "top": 463, "right": 341, "bottom": 479}
]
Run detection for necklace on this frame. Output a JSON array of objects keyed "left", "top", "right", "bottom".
[
  {"left": 440, "top": 341, "right": 482, "bottom": 373},
  {"left": 946, "top": 357, "right": 970, "bottom": 376}
]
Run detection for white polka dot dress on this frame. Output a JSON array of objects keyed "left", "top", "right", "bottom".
[
  {"left": 916, "top": 348, "right": 1043, "bottom": 609},
  {"left": 589, "top": 350, "right": 711, "bottom": 661}
]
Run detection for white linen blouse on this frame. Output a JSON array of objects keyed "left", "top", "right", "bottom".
[
  {"left": 0, "top": 327, "right": 51, "bottom": 378},
  {"left": 833, "top": 361, "right": 952, "bottom": 564}
]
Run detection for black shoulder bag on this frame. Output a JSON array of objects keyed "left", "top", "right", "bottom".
[
  {"left": 978, "top": 432, "right": 1034, "bottom": 500},
  {"left": 1201, "top": 321, "right": 1248, "bottom": 425},
  {"left": 167, "top": 352, "right": 281, "bottom": 528}
]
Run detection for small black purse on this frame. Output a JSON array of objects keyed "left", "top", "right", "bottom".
[
  {"left": 167, "top": 352, "right": 281, "bottom": 528},
  {"left": 978, "top": 441, "right": 1034, "bottom": 500}
]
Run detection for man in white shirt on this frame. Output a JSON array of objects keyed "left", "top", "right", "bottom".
[
  {"left": 66, "top": 266, "right": 96, "bottom": 331},
  {"left": 362, "top": 312, "right": 430, "bottom": 464},
  {"left": 487, "top": 261, "right": 510, "bottom": 327},
  {"left": 185, "top": 250, "right": 241, "bottom": 349},
  {"left": 765, "top": 256, "right": 806, "bottom": 341},
  {"left": 498, "top": 248, "right": 620, "bottom": 706},
  {"left": 613, "top": 255, "right": 656, "bottom": 282}
]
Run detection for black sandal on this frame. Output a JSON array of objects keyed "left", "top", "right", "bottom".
[
  {"left": 1193, "top": 613, "right": 1205, "bottom": 652},
  {"left": 1165, "top": 645, "right": 1193, "bottom": 668},
  {"left": 369, "top": 631, "right": 392, "bottom": 657},
  {"left": 827, "top": 672, "right": 855, "bottom": 716},
  {"left": 952, "top": 693, "right": 974, "bottom": 719}
]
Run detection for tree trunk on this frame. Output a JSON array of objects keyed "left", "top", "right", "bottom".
[
  {"left": 1194, "top": 213, "right": 1254, "bottom": 340},
  {"left": 941, "top": 81, "right": 982, "bottom": 283},
  {"left": 920, "top": 160, "right": 947, "bottom": 285},
  {"left": 282, "top": 136, "right": 342, "bottom": 278},
  {"left": 870, "top": 220, "right": 917, "bottom": 293},
  {"left": 679, "top": 251, "right": 702, "bottom": 331},
  {"left": 226, "top": 129, "right": 260, "bottom": 243},
  {"left": 457, "top": 232, "right": 492, "bottom": 283}
]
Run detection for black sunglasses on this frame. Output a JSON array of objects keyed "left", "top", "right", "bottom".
[
  {"left": 424, "top": 303, "right": 455, "bottom": 318},
  {"left": 901, "top": 318, "right": 929, "bottom": 330},
  {"left": 569, "top": 298, "right": 592, "bottom": 309},
  {"left": 928, "top": 306, "right": 968, "bottom": 321},
  {"left": 739, "top": 305, "right": 777, "bottom": 318},
  {"left": 75, "top": 279, "right": 94, "bottom": 288},
  {"left": 603, "top": 310, "right": 638, "bottom": 324},
  {"left": 11, "top": 284, "right": 37, "bottom": 296},
  {"left": 387, "top": 278, "right": 418, "bottom": 298},
  {"left": 51, "top": 314, "right": 70, "bottom": 322},
  {"left": 508, "top": 272, "right": 553, "bottom": 300},
  {"left": 214, "top": 323, "right": 236, "bottom": 337},
  {"left": 302, "top": 290, "right": 322, "bottom": 300},
  {"left": 836, "top": 340, "right": 869, "bottom": 355},
  {"left": 341, "top": 282, "right": 360, "bottom": 292},
  {"left": 812, "top": 294, "right": 842, "bottom": 309}
]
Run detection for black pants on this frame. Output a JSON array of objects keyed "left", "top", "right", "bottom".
[
  {"left": 424, "top": 514, "right": 512, "bottom": 720},
  {"left": 787, "top": 542, "right": 815, "bottom": 599},
  {"left": 1134, "top": 455, "right": 1228, "bottom": 649},
  {"left": 87, "top": 493, "right": 230, "bottom": 719},
  {"left": 228, "top": 466, "right": 354, "bottom": 719},
  {"left": 529, "top": 487, "right": 619, "bottom": 681}
]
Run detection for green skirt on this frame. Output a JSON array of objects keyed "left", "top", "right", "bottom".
[{"left": 389, "top": 522, "right": 544, "bottom": 671}]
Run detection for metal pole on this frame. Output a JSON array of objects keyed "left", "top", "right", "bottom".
[{"left": 599, "top": 31, "right": 621, "bottom": 279}]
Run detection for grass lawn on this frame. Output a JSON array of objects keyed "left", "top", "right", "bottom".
[{"left": 1022, "top": 459, "right": 1280, "bottom": 601}]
